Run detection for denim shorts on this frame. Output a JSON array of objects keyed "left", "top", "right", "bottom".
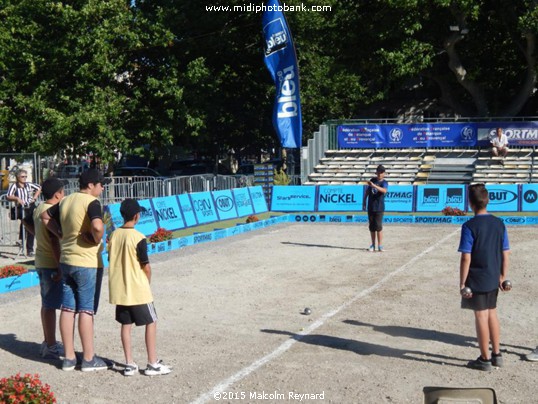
[
  {"left": 37, "top": 268, "right": 63, "bottom": 310},
  {"left": 60, "top": 264, "right": 103, "bottom": 315}
]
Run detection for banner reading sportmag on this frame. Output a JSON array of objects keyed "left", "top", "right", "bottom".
[
  {"left": 177, "top": 194, "right": 197, "bottom": 227},
  {"left": 262, "top": 0, "right": 302, "bottom": 148},
  {"left": 338, "top": 121, "right": 538, "bottom": 148},
  {"left": 385, "top": 186, "right": 414, "bottom": 212}
]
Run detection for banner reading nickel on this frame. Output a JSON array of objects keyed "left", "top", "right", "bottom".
[{"left": 262, "top": 0, "right": 302, "bottom": 148}]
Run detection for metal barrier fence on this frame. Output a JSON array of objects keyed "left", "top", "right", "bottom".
[
  {"left": 0, "top": 173, "right": 280, "bottom": 259},
  {"left": 0, "top": 195, "right": 26, "bottom": 258},
  {"left": 61, "top": 174, "right": 254, "bottom": 205}
]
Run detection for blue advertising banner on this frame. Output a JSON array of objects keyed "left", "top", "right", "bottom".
[
  {"left": 190, "top": 192, "right": 219, "bottom": 224},
  {"left": 476, "top": 121, "right": 538, "bottom": 147},
  {"left": 227, "top": 225, "right": 245, "bottom": 237},
  {"left": 338, "top": 123, "right": 477, "bottom": 148},
  {"left": 383, "top": 215, "right": 414, "bottom": 224},
  {"left": 262, "top": 0, "right": 302, "bottom": 148},
  {"left": 233, "top": 188, "right": 254, "bottom": 217},
  {"left": 385, "top": 186, "right": 414, "bottom": 212},
  {"left": 249, "top": 186, "right": 269, "bottom": 213},
  {"left": 500, "top": 216, "right": 527, "bottom": 225},
  {"left": 317, "top": 185, "right": 363, "bottom": 211},
  {"left": 483, "top": 185, "right": 519, "bottom": 212},
  {"left": 338, "top": 121, "right": 538, "bottom": 148},
  {"left": 212, "top": 190, "right": 238, "bottom": 220},
  {"left": 136, "top": 199, "right": 159, "bottom": 236},
  {"left": 416, "top": 185, "right": 466, "bottom": 212},
  {"left": 107, "top": 199, "right": 158, "bottom": 236},
  {"left": 414, "top": 216, "right": 455, "bottom": 224},
  {"left": 151, "top": 196, "right": 185, "bottom": 231},
  {"left": 521, "top": 184, "right": 538, "bottom": 212},
  {"left": 271, "top": 186, "right": 316, "bottom": 211},
  {"left": 105, "top": 203, "right": 123, "bottom": 231},
  {"left": 177, "top": 194, "right": 197, "bottom": 227},
  {"left": 193, "top": 232, "right": 214, "bottom": 245}
]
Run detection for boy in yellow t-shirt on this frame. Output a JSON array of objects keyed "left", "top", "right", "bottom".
[{"left": 108, "top": 198, "right": 172, "bottom": 377}]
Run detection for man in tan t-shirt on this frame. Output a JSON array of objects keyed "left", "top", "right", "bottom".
[{"left": 42, "top": 168, "right": 111, "bottom": 372}]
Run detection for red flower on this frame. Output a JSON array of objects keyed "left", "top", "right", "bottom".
[
  {"left": 149, "top": 227, "right": 173, "bottom": 243},
  {"left": 0, "top": 373, "right": 56, "bottom": 403},
  {"left": 246, "top": 215, "right": 259, "bottom": 223},
  {"left": 442, "top": 206, "right": 466, "bottom": 216},
  {"left": 0, "top": 265, "right": 27, "bottom": 279}
]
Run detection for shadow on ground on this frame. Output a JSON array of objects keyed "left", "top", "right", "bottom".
[
  {"left": 0, "top": 333, "right": 115, "bottom": 370},
  {"left": 343, "top": 320, "right": 530, "bottom": 355},
  {"left": 281, "top": 241, "right": 361, "bottom": 251},
  {"left": 261, "top": 329, "right": 467, "bottom": 368}
]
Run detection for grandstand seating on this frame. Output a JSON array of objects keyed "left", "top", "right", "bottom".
[{"left": 305, "top": 147, "right": 537, "bottom": 185}]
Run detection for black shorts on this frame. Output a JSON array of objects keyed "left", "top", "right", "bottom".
[
  {"left": 368, "top": 211, "right": 384, "bottom": 232},
  {"left": 116, "top": 303, "right": 158, "bottom": 326},
  {"left": 461, "top": 289, "right": 498, "bottom": 311}
]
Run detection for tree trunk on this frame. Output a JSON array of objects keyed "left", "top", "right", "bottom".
[
  {"left": 425, "top": 73, "right": 471, "bottom": 116},
  {"left": 444, "top": 32, "right": 490, "bottom": 116},
  {"left": 500, "top": 32, "right": 537, "bottom": 117}
]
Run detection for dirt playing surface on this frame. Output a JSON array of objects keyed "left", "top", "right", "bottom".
[{"left": 1, "top": 223, "right": 537, "bottom": 403}]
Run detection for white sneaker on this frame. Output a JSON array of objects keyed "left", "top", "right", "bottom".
[
  {"left": 123, "top": 363, "right": 139, "bottom": 376},
  {"left": 526, "top": 347, "right": 538, "bottom": 362},
  {"left": 368, "top": 245, "right": 375, "bottom": 252},
  {"left": 144, "top": 360, "right": 172, "bottom": 376}
]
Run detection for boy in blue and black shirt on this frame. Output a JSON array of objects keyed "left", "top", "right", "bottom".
[
  {"left": 458, "top": 183, "right": 510, "bottom": 371},
  {"left": 363, "top": 165, "right": 388, "bottom": 252}
]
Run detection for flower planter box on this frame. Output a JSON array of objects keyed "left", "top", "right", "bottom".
[{"left": 0, "top": 271, "right": 39, "bottom": 294}]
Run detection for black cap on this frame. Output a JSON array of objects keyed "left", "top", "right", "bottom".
[
  {"left": 120, "top": 198, "right": 147, "bottom": 220},
  {"left": 42, "top": 178, "right": 68, "bottom": 199},
  {"left": 79, "top": 168, "right": 111, "bottom": 188},
  {"left": 376, "top": 165, "right": 386, "bottom": 173}
]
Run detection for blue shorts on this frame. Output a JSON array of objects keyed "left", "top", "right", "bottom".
[
  {"left": 60, "top": 264, "right": 103, "bottom": 315},
  {"left": 37, "top": 268, "right": 63, "bottom": 310}
]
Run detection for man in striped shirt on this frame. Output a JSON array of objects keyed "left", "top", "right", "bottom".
[{"left": 6, "top": 169, "right": 41, "bottom": 256}]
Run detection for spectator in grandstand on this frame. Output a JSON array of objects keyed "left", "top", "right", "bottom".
[
  {"left": 362, "top": 165, "right": 388, "bottom": 252},
  {"left": 458, "top": 183, "right": 510, "bottom": 371},
  {"left": 41, "top": 168, "right": 111, "bottom": 372},
  {"left": 24, "top": 178, "right": 67, "bottom": 360},
  {"left": 6, "top": 169, "right": 41, "bottom": 256},
  {"left": 490, "top": 127, "right": 509, "bottom": 161}
]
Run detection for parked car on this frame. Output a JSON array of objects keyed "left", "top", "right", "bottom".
[
  {"left": 168, "top": 160, "right": 232, "bottom": 176},
  {"left": 236, "top": 163, "right": 255, "bottom": 175},
  {"left": 57, "top": 164, "right": 87, "bottom": 178},
  {"left": 112, "top": 167, "right": 164, "bottom": 177}
]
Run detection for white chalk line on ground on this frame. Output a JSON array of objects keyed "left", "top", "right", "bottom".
[{"left": 191, "top": 228, "right": 460, "bottom": 404}]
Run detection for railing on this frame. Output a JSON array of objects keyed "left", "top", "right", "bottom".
[
  {"left": 61, "top": 174, "right": 255, "bottom": 205},
  {"left": 0, "top": 195, "right": 26, "bottom": 257}
]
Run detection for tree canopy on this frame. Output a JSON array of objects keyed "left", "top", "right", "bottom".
[{"left": 1, "top": 0, "right": 537, "bottom": 163}]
